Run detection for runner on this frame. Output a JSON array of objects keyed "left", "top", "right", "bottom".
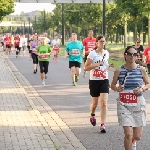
[
  {"left": 111, "top": 46, "right": 150, "bottom": 150},
  {"left": 132, "top": 38, "right": 145, "bottom": 66},
  {"left": 20, "top": 34, "right": 27, "bottom": 56},
  {"left": 84, "top": 35, "right": 112, "bottom": 133},
  {"left": 36, "top": 37, "right": 52, "bottom": 85},
  {"left": 30, "top": 35, "right": 39, "bottom": 74},
  {"left": 83, "top": 30, "right": 96, "bottom": 77},
  {"left": 51, "top": 35, "right": 61, "bottom": 62},
  {"left": 14, "top": 34, "right": 20, "bottom": 58},
  {"left": 4, "top": 33, "right": 12, "bottom": 55},
  {"left": 65, "top": 33, "right": 85, "bottom": 86},
  {"left": 143, "top": 44, "right": 150, "bottom": 74}
]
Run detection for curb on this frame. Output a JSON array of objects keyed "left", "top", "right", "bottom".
[{"left": 4, "top": 53, "right": 87, "bottom": 150}]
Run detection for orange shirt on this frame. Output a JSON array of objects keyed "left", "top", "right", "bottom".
[
  {"left": 83, "top": 37, "right": 96, "bottom": 55},
  {"left": 144, "top": 46, "right": 150, "bottom": 64}
]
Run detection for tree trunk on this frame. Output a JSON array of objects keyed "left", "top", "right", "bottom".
[
  {"left": 134, "top": 19, "right": 137, "bottom": 41},
  {"left": 148, "top": 14, "right": 150, "bottom": 45},
  {"left": 124, "top": 18, "right": 127, "bottom": 48}
]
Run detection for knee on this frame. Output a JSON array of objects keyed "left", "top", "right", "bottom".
[
  {"left": 133, "top": 135, "right": 142, "bottom": 141},
  {"left": 92, "top": 103, "right": 98, "bottom": 109},
  {"left": 71, "top": 69, "right": 75, "bottom": 74},
  {"left": 125, "top": 132, "right": 133, "bottom": 140},
  {"left": 100, "top": 99, "right": 107, "bottom": 107}
]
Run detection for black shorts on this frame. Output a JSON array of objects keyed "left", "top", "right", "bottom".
[
  {"left": 84, "top": 55, "right": 88, "bottom": 63},
  {"left": 69, "top": 61, "right": 81, "bottom": 68},
  {"left": 15, "top": 46, "right": 20, "bottom": 51},
  {"left": 39, "top": 61, "right": 49, "bottom": 74},
  {"left": 89, "top": 79, "right": 109, "bottom": 97},
  {"left": 6, "top": 45, "right": 11, "bottom": 48}
]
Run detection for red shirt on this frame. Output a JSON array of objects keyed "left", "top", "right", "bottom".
[
  {"left": 14, "top": 37, "right": 20, "bottom": 47},
  {"left": 144, "top": 46, "right": 150, "bottom": 64},
  {"left": 4, "top": 37, "right": 11, "bottom": 46},
  {"left": 83, "top": 37, "right": 96, "bottom": 55}
]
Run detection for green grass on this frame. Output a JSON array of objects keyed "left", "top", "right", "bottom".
[{"left": 108, "top": 59, "right": 124, "bottom": 68}]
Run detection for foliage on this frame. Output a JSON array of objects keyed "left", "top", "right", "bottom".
[{"left": 0, "top": 0, "right": 14, "bottom": 21}]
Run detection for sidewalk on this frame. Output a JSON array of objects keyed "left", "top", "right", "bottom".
[{"left": 0, "top": 50, "right": 86, "bottom": 150}]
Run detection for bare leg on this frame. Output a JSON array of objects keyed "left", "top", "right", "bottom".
[
  {"left": 123, "top": 126, "right": 133, "bottom": 150},
  {"left": 99, "top": 93, "right": 108, "bottom": 124}
]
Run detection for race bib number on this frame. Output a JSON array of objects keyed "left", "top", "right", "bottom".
[
  {"left": 53, "top": 46, "right": 59, "bottom": 51},
  {"left": 71, "top": 50, "right": 80, "bottom": 55},
  {"left": 119, "top": 91, "right": 138, "bottom": 106},
  {"left": 40, "top": 54, "right": 48, "bottom": 59},
  {"left": 93, "top": 69, "right": 106, "bottom": 79}
]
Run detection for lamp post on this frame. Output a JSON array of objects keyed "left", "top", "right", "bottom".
[
  {"left": 61, "top": 3, "right": 65, "bottom": 45},
  {"left": 102, "top": 0, "right": 106, "bottom": 37}
]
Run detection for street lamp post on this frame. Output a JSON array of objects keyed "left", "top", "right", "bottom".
[
  {"left": 102, "top": 0, "right": 106, "bottom": 37},
  {"left": 62, "top": 3, "right": 65, "bottom": 45}
]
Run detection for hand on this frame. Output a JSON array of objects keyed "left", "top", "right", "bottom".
[
  {"left": 96, "top": 61, "right": 104, "bottom": 67},
  {"left": 109, "top": 63, "right": 114, "bottom": 67},
  {"left": 116, "top": 85, "right": 124, "bottom": 92},
  {"left": 133, "top": 87, "right": 143, "bottom": 94},
  {"left": 65, "top": 55, "right": 69, "bottom": 58}
]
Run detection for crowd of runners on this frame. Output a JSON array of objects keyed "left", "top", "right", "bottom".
[{"left": 0, "top": 30, "right": 150, "bottom": 150}]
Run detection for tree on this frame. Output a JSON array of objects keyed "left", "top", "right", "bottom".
[{"left": 0, "top": 0, "right": 14, "bottom": 21}]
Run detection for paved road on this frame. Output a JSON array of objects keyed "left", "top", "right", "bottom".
[{"left": 8, "top": 50, "right": 150, "bottom": 150}]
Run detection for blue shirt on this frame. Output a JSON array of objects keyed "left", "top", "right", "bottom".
[{"left": 65, "top": 40, "right": 84, "bottom": 63}]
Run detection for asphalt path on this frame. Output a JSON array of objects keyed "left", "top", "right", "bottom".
[{"left": 8, "top": 49, "right": 150, "bottom": 150}]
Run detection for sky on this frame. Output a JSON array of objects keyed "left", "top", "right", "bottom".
[{"left": 11, "top": 3, "right": 55, "bottom": 15}]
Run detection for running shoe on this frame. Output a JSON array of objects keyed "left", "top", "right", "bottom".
[
  {"left": 41, "top": 80, "right": 45, "bottom": 85},
  {"left": 132, "top": 140, "right": 136, "bottom": 150},
  {"left": 75, "top": 75, "right": 79, "bottom": 82},
  {"left": 72, "top": 82, "right": 76, "bottom": 86},
  {"left": 90, "top": 116, "right": 96, "bottom": 126},
  {"left": 100, "top": 124, "right": 106, "bottom": 133},
  {"left": 33, "top": 70, "right": 36, "bottom": 74}
]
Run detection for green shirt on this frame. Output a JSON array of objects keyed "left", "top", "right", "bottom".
[{"left": 37, "top": 44, "right": 51, "bottom": 62}]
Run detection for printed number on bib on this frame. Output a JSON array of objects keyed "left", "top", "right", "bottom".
[
  {"left": 72, "top": 50, "right": 79, "bottom": 55},
  {"left": 93, "top": 69, "right": 106, "bottom": 79},
  {"left": 40, "top": 54, "right": 48, "bottom": 59},
  {"left": 119, "top": 91, "right": 138, "bottom": 106}
]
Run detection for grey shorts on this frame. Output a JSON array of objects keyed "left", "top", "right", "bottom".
[{"left": 117, "top": 95, "right": 147, "bottom": 127}]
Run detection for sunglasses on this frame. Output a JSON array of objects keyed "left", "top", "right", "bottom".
[
  {"left": 137, "top": 42, "right": 140, "bottom": 43},
  {"left": 125, "top": 52, "right": 138, "bottom": 56}
]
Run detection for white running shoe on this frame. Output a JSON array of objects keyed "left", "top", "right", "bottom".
[
  {"left": 41, "top": 80, "right": 45, "bottom": 85},
  {"left": 132, "top": 140, "right": 136, "bottom": 150}
]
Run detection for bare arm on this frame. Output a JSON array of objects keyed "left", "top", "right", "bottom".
[{"left": 111, "top": 67, "right": 121, "bottom": 91}]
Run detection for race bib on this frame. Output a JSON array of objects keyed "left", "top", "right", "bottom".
[
  {"left": 40, "top": 54, "right": 48, "bottom": 59},
  {"left": 32, "top": 48, "right": 37, "bottom": 53},
  {"left": 71, "top": 50, "right": 80, "bottom": 55},
  {"left": 119, "top": 91, "right": 138, "bottom": 106},
  {"left": 93, "top": 69, "right": 106, "bottom": 79},
  {"left": 53, "top": 46, "right": 59, "bottom": 51}
]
